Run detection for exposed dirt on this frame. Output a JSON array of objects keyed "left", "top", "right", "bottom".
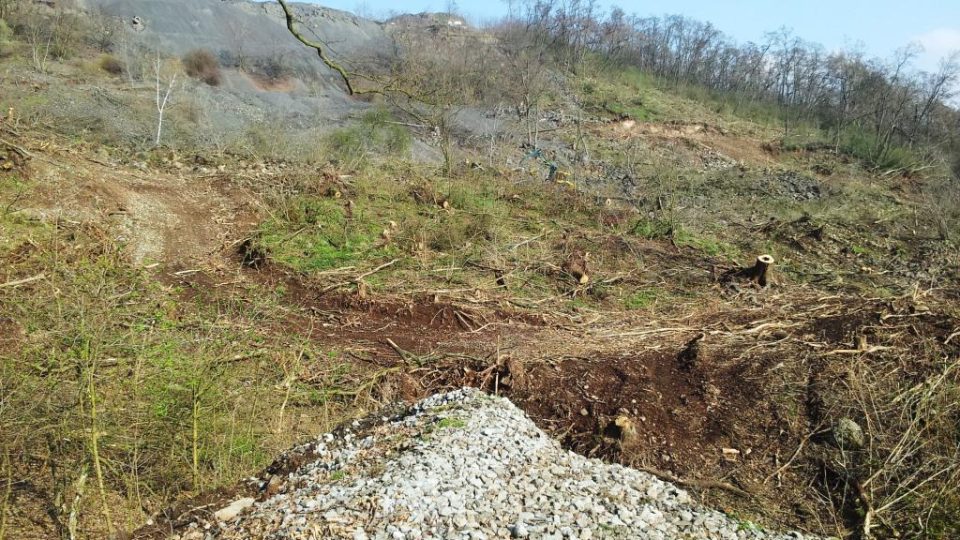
[
  {"left": 124, "top": 248, "right": 960, "bottom": 539},
  {"left": 0, "top": 316, "right": 25, "bottom": 352},
  {"left": 21, "top": 150, "right": 259, "bottom": 266},
  {"left": 602, "top": 119, "right": 779, "bottom": 168},
  {"left": 147, "top": 236, "right": 952, "bottom": 535},
  {"left": 243, "top": 72, "right": 299, "bottom": 93}
]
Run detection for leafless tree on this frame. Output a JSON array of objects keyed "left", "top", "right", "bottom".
[{"left": 154, "top": 54, "right": 179, "bottom": 146}]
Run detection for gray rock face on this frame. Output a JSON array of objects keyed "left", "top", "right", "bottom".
[
  {"left": 79, "top": 0, "right": 391, "bottom": 69},
  {"left": 183, "top": 389, "right": 819, "bottom": 540},
  {"left": 71, "top": 0, "right": 391, "bottom": 131}
]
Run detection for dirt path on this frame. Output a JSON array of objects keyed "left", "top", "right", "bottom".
[{"left": 23, "top": 150, "right": 258, "bottom": 267}]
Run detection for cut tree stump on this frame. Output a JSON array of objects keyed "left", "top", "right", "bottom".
[
  {"left": 749, "top": 254, "right": 774, "bottom": 287},
  {"left": 562, "top": 251, "right": 590, "bottom": 285},
  {"left": 722, "top": 254, "right": 775, "bottom": 289}
]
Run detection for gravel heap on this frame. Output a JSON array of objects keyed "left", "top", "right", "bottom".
[{"left": 173, "top": 389, "right": 816, "bottom": 540}]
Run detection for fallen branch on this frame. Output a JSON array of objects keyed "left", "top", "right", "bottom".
[
  {"left": 763, "top": 430, "right": 818, "bottom": 484},
  {"left": 826, "top": 346, "right": 893, "bottom": 355},
  {"left": 594, "top": 327, "right": 692, "bottom": 339},
  {"left": 508, "top": 233, "right": 545, "bottom": 252},
  {"left": 384, "top": 338, "right": 440, "bottom": 367},
  {"left": 0, "top": 273, "right": 45, "bottom": 289},
  {"left": 635, "top": 465, "right": 751, "bottom": 498},
  {"left": 320, "top": 259, "right": 399, "bottom": 294},
  {"left": 856, "top": 481, "right": 876, "bottom": 540},
  {"left": 880, "top": 312, "right": 928, "bottom": 322},
  {"left": 0, "top": 137, "right": 32, "bottom": 159},
  {"left": 739, "top": 321, "right": 801, "bottom": 335}
]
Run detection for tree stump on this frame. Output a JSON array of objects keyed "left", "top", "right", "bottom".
[
  {"left": 749, "top": 254, "right": 775, "bottom": 287},
  {"left": 720, "top": 255, "right": 776, "bottom": 288},
  {"left": 562, "top": 251, "right": 590, "bottom": 284}
]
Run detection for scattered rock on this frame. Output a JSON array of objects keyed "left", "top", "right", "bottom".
[
  {"left": 213, "top": 497, "right": 255, "bottom": 522},
  {"left": 832, "top": 417, "right": 865, "bottom": 449}
]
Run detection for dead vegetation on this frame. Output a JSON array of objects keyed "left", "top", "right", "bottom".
[
  {"left": 4, "top": 117, "right": 960, "bottom": 539},
  {"left": 182, "top": 49, "right": 222, "bottom": 87}
]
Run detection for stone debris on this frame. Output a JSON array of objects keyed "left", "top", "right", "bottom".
[
  {"left": 214, "top": 497, "right": 256, "bottom": 522},
  {"left": 170, "top": 389, "right": 818, "bottom": 540}
]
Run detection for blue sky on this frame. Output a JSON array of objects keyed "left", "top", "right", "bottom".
[{"left": 308, "top": 0, "right": 960, "bottom": 72}]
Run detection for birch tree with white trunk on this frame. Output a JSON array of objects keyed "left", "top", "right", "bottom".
[{"left": 154, "top": 54, "right": 178, "bottom": 146}]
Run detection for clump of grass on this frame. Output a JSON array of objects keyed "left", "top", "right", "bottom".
[
  {"left": 437, "top": 417, "right": 467, "bottom": 429},
  {"left": 623, "top": 288, "right": 661, "bottom": 310},
  {"left": 629, "top": 217, "right": 674, "bottom": 240}
]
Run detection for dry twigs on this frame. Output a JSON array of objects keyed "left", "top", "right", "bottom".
[
  {"left": 634, "top": 465, "right": 751, "bottom": 498},
  {"left": 320, "top": 259, "right": 399, "bottom": 294},
  {"left": 0, "top": 273, "right": 46, "bottom": 289}
]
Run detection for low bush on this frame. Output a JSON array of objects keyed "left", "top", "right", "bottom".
[
  {"left": 182, "top": 49, "right": 222, "bottom": 86},
  {"left": 252, "top": 54, "right": 293, "bottom": 82},
  {"left": 97, "top": 53, "right": 123, "bottom": 75},
  {"left": 840, "top": 127, "right": 919, "bottom": 172},
  {"left": 0, "top": 18, "right": 11, "bottom": 45},
  {"left": 324, "top": 108, "right": 411, "bottom": 166}
]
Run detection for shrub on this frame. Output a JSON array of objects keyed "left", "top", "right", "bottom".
[
  {"left": 323, "top": 108, "right": 411, "bottom": 165},
  {"left": 182, "top": 49, "right": 222, "bottom": 86},
  {"left": 97, "top": 53, "right": 124, "bottom": 75},
  {"left": 252, "top": 54, "right": 293, "bottom": 82},
  {"left": 0, "top": 18, "right": 10, "bottom": 41},
  {"left": 840, "top": 127, "right": 919, "bottom": 172},
  {"left": 0, "top": 18, "right": 12, "bottom": 55}
]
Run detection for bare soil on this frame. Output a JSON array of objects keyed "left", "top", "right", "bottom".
[{"left": 157, "top": 248, "right": 960, "bottom": 537}]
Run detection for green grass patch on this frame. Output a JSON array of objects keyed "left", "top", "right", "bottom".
[
  {"left": 623, "top": 288, "right": 662, "bottom": 310},
  {"left": 257, "top": 197, "right": 396, "bottom": 271},
  {"left": 437, "top": 417, "right": 467, "bottom": 429},
  {"left": 629, "top": 217, "right": 674, "bottom": 240},
  {"left": 851, "top": 244, "right": 872, "bottom": 256}
]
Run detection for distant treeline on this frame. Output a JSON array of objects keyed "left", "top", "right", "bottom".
[{"left": 491, "top": 0, "right": 960, "bottom": 173}]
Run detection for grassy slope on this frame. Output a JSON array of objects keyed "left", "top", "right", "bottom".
[{"left": 1, "top": 36, "right": 959, "bottom": 540}]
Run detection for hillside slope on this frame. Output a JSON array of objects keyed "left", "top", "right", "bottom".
[{"left": 1, "top": 2, "right": 959, "bottom": 539}]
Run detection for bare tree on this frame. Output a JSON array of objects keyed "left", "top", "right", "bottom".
[
  {"left": 276, "top": 0, "right": 496, "bottom": 175},
  {"left": 154, "top": 54, "right": 179, "bottom": 146},
  {"left": 23, "top": 8, "right": 53, "bottom": 73}
]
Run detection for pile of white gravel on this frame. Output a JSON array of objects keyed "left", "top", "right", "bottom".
[{"left": 170, "top": 389, "right": 818, "bottom": 540}]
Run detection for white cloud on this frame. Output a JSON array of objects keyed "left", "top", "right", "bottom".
[{"left": 913, "top": 28, "right": 960, "bottom": 70}]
